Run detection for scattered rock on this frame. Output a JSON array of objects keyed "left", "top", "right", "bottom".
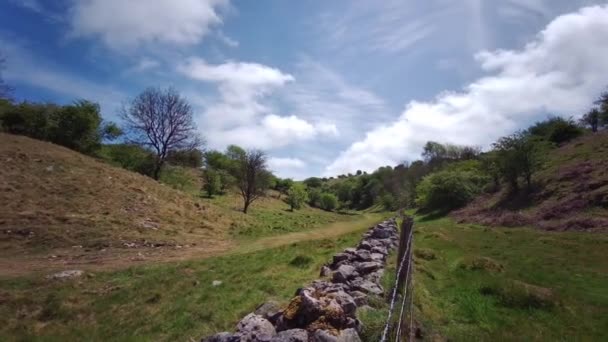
[
  {"left": 320, "top": 266, "right": 331, "bottom": 277},
  {"left": 46, "top": 270, "right": 83, "bottom": 280}
]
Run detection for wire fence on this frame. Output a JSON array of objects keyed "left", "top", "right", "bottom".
[{"left": 379, "top": 215, "right": 415, "bottom": 342}]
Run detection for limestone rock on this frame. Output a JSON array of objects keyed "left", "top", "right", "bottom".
[
  {"left": 270, "top": 329, "right": 308, "bottom": 342},
  {"left": 202, "top": 332, "right": 238, "bottom": 342},
  {"left": 338, "top": 328, "right": 361, "bottom": 342},
  {"left": 356, "top": 261, "right": 382, "bottom": 274},
  {"left": 236, "top": 313, "right": 276, "bottom": 341},
  {"left": 312, "top": 330, "right": 338, "bottom": 342},
  {"left": 332, "top": 265, "right": 356, "bottom": 283},
  {"left": 255, "top": 301, "right": 282, "bottom": 324},
  {"left": 46, "top": 270, "right": 83, "bottom": 280}
]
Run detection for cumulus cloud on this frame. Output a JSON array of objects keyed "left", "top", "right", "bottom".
[
  {"left": 325, "top": 5, "right": 608, "bottom": 176},
  {"left": 68, "top": 0, "right": 228, "bottom": 49},
  {"left": 178, "top": 58, "right": 337, "bottom": 150}
]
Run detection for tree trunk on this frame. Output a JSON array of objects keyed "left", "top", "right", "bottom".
[
  {"left": 153, "top": 162, "right": 162, "bottom": 180},
  {"left": 243, "top": 200, "right": 250, "bottom": 214}
]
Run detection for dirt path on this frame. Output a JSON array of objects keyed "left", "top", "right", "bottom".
[{"left": 0, "top": 213, "right": 387, "bottom": 277}]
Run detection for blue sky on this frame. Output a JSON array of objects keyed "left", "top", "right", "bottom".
[{"left": 1, "top": 0, "right": 608, "bottom": 179}]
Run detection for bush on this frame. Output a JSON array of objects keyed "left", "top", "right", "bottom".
[
  {"left": 167, "top": 149, "right": 204, "bottom": 168},
  {"left": 1, "top": 100, "right": 120, "bottom": 155},
  {"left": 98, "top": 144, "right": 155, "bottom": 176},
  {"left": 307, "top": 188, "right": 322, "bottom": 207},
  {"left": 527, "top": 116, "right": 582, "bottom": 144},
  {"left": 202, "top": 169, "right": 221, "bottom": 197},
  {"left": 380, "top": 193, "right": 397, "bottom": 210},
  {"left": 416, "top": 170, "right": 487, "bottom": 211},
  {"left": 319, "top": 193, "right": 338, "bottom": 211},
  {"left": 159, "top": 166, "right": 199, "bottom": 193},
  {"left": 548, "top": 119, "right": 583, "bottom": 144},
  {"left": 286, "top": 183, "right": 308, "bottom": 210}
]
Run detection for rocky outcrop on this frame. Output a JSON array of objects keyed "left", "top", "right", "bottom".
[{"left": 202, "top": 218, "right": 399, "bottom": 342}]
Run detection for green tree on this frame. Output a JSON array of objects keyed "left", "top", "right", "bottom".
[
  {"left": 167, "top": 149, "right": 204, "bottom": 168},
  {"left": 580, "top": 108, "right": 600, "bottom": 132},
  {"left": 493, "top": 132, "right": 546, "bottom": 191},
  {"left": 307, "top": 187, "right": 322, "bottom": 207},
  {"left": 276, "top": 178, "right": 294, "bottom": 199},
  {"left": 415, "top": 171, "right": 486, "bottom": 211},
  {"left": 203, "top": 169, "right": 221, "bottom": 198},
  {"left": 319, "top": 193, "right": 338, "bottom": 211},
  {"left": 303, "top": 177, "right": 323, "bottom": 188},
  {"left": 99, "top": 144, "right": 155, "bottom": 176},
  {"left": 527, "top": 116, "right": 582, "bottom": 144},
  {"left": 286, "top": 183, "right": 308, "bottom": 210}
]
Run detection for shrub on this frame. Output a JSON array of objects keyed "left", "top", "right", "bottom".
[
  {"left": 286, "top": 183, "right": 308, "bottom": 210},
  {"left": 415, "top": 170, "right": 487, "bottom": 211},
  {"left": 307, "top": 188, "right": 322, "bottom": 207},
  {"left": 167, "top": 149, "right": 204, "bottom": 168},
  {"left": 98, "top": 144, "right": 156, "bottom": 176},
  {"left": 159, "top": 166, "right": 198, "bottom": 193},
  {"left": 548, "top": 119, "right": 583, "bottom": 144},
  {"left": 1, "top": 100, "right": 120, "bottom": 155},
  {"left": 319, "top": 193, "right": 338, "bottom": 211},
  {"left": 380, "top": 193, "right": 397, "bottom": 210},
  {"left": 202, "top": 169, "right": 222, "bottom": 198},
  {"left": 527, "top": 116, "right": 583, "bottom": 144}
]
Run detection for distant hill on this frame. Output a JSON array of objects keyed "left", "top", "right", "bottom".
[
  {"left": 0, "top": 133, "right": 231, "bottom": 255},
  {"left": 454, "top": 131, "right": 608, "bottom": 231}
]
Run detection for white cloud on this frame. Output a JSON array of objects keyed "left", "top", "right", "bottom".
[
  {"left": 282, "top": 59, "right": 389, "bottom": 142},
  {"left": 268, "top": 157, "right": 306, "bottom": 170},
  {"left": 178, "top": 58, "right": 338, "bottom": 150},
  {"left": 129, "top": 57, "right": 161, "bottom": 73},
  {"left": 68, "top": 0, "right": 228, "bottom": 49},
  {"left": 179, "top": 57, "right": 293, "bottom": 89},
  {"left": 325, "top": 5, "right": 608, "bottom": 176},
  {"left": 216, "top": 30, "right": 239, "bottom": 47}
]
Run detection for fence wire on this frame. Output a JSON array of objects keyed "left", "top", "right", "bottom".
[{"left": 379, "top": 216, "right": 415, "bottom": 342}]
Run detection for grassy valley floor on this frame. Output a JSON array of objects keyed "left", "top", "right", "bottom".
[
  {"left": 0, "top": 213, "right": 390, "bottom": 341},
  {"left": 408, "top": 214, "right": 608, "bottom": 341}
]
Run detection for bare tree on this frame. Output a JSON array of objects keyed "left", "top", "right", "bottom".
[
  {"left": 0, "top": 53, "right": 14, "bottom": 100},
  {"left": 234, "top": 150, "right": 270, "bottom": 213},
  {"left": 121, "top": 87, "right": 201, "bottom": 180}
]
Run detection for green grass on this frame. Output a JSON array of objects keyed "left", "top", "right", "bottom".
[
  {"left": 0, "top": 217, "right": 386, "bottom": 341},
  {"left": 208, "top": 193, "right": 361, "bottom": 240},
  {"left": 408, "top": 214, "right": 608, "bottom": 341}
]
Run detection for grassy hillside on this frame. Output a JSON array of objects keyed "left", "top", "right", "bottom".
[
  {"left": 454, "top": 131, "right": 608, "bottom": 231},
  {"left": 0, "top": 133, "right": 364, "bottom": 275},
  {"left": 409, "top": 214, "right": 608, "bottom": 341}
]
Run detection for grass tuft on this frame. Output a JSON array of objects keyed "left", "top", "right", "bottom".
[{"left": 288, "top": 255, "right": 314, "bottom": 268}]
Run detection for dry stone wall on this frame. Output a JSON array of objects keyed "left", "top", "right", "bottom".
[{"left": 202, "top": 218, "right": 399, "bottom": 342}]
